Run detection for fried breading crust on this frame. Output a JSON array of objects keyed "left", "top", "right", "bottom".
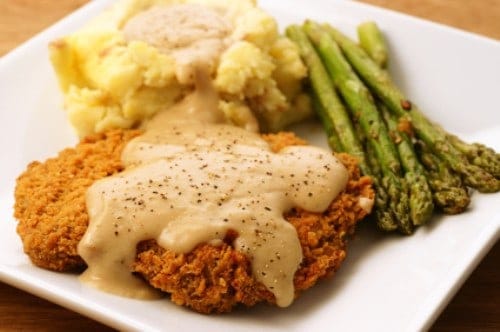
[
  {"left": 14, "top": 130, "right": 141, "bottom": 271},
  {"left": 132, "top": 151, "right": 373, "bottom": 313},
  {"left": 14, "top": 130, "right": 373, "bottom": 313}
]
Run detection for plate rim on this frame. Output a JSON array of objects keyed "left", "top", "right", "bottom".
[{"left": 1, "top": 1, "right": 499, "bottom": 331}]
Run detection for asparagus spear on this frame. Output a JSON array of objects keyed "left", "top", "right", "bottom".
[
  {"left": 325, "top": 24, "right": 500, "bottom": 193},
  {"left": 364, "top": 130, "right": 399, "bottom": 231},
  {"left": 304, "top": 21, "right": 412, "bottom": 234},
  {"left": 351, "top": 107, "right": 399, "bottom": 231},
  {"left": 287, "top": 24, "right": 398, "bottom": 232},
  {"left": 427, "top": 122, "right": 500, "bottom": 178},
  {"left": 446, "top": 133, "right": 500, "bottom": 179},
  {"left": 380, "top": 103, "right": 434, "bottom": 225},
  {"left": 310, "top": 90, "right": 344, "bottom": 152},
  {"left": 285, "top": 25, "right": 369, "bottom": 173},
  {"left": 314, "top": 90, "right": 398, "bottom": 230},
  {"left": 358, "top": 24, "right": 472, "bottom": 215},
  {"left": 416, "top": 141, "right": 471, "bottom": 214},
  {"left": 357, "top": 21, "right": 388, "bottom": 68}
]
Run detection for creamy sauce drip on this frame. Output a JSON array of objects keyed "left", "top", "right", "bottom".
[
  {"left": 79, "top": 93, "right": 349, "bottom": 305},
  {"left": 78, "top": 2, "right": 350, "bottom": 308}
]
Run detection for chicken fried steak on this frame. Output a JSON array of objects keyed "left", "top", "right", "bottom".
[{"left": 14, "top": 130, "right": 373, "bottom": 313}]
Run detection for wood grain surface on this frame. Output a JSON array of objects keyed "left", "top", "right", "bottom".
[{"left": 0, "top": 0, "right": 498, "bottom": 331}]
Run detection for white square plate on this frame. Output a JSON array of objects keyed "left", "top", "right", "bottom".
[{"left": 1, "top": 0, "right": 499, "bottom": 331}]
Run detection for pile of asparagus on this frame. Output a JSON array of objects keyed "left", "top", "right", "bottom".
[{"left": 286, "top": 21, "right": 500, "bottom": 234}]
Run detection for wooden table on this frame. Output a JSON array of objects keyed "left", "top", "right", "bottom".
[{"left": 0, "top": 0, "right": 498, "bottom": 330}]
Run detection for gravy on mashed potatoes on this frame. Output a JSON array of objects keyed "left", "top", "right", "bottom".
[{"left": 49, "top": 0, "right": 312, "bottom": 137}]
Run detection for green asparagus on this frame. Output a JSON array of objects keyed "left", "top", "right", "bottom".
[
  {"left": 354, "top": 107, "right": 400, "bottom": 230},
  {"left": 357, "top": 21, "right": 388, "bottom": 68},
  {"left": 446, "top": 133, "right": 500, "bottom": 179},
  {"left": 380, "top": 103, "right": 434, "bottom": 225},
  {"left": 359, "top": 22, "right": 472, "bottom": 215},
  {"left": 427, "top": 123, "right": 500, "bottom": 178},
  {"left": 285, "top": 25, "right": 369, "bottom": 174},
  {"left": 310, "top": 91, "right": 344, "bottom": 152},
  {"left": 287, "top": 24, "right": 400, "bottom": 232},
  {"left": 325, "top": 24, "right": 500, "bottom": 193},
  {"left": 351, "top": 107, "right": 398, "bottom": 231},
  {"left": 304, "top": 21, "right": 412, "bottom": 234},
  {"left": 365, "top": 137, "right": 399, "bottom": 231},
  {"left": 416, "top": 141, "right": 471, "bottom": 214}
]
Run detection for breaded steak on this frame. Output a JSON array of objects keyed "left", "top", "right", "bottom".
[{"left": 14, "top": 129, "right": 373, "bottom": 313}]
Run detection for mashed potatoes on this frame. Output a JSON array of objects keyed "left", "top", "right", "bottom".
[{"left": 50, "top": 0, "right": 311, "bottom": 137}]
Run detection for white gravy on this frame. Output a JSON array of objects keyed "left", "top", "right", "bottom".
[
  {"left": 79, "top": 82, "right": 349, "bottom": 305},
  {"left": 78, "top": 3, "right": 350, "bottom": 308}
]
